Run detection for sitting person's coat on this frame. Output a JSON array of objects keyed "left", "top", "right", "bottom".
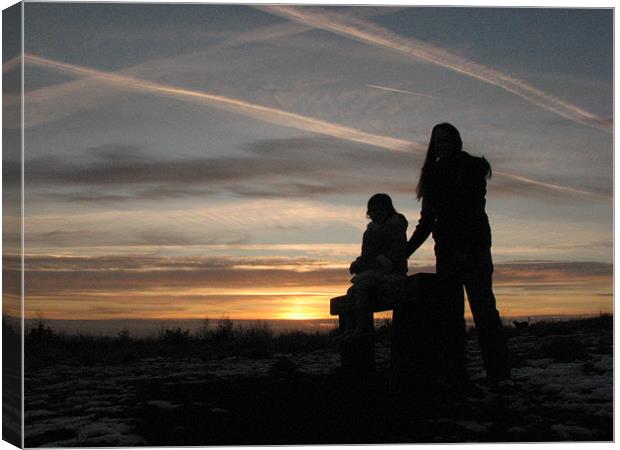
[{"left": 351, "top": 212, "right": 408, "bottom": 278}]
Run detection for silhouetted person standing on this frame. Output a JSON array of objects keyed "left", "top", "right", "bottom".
[{"left": 407, "top": 123, "right": 511, "bottom": 384}]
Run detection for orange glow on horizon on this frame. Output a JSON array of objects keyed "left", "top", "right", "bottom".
[
  {"left": 18, "top": 253, "right": 612, "bottom": 322},
  {"left": 21, "top": 288, "right": 613, "bottom": 322}
]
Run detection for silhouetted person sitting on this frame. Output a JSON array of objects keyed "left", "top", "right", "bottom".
[
  {"left": 341, "top": 193, "right": 408, "bottom": 340},
  {"left": 406, "top": 123, "right": 511, "bottom": 384}
]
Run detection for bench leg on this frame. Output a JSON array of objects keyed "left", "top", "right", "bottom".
[
  {"left": 338, "top": 313, "right": 346, "bottom": 333},
  {"left": 339, "top": 310, "right": 375, "bottom": 373}
]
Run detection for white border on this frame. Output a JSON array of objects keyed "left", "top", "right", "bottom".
[{"left": 0, "top": 2, "right": 615, "bottom": 450}]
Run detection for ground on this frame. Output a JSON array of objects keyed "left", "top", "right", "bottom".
[{"left": 23, "top": 316, "right": 613, "bottom": 446}]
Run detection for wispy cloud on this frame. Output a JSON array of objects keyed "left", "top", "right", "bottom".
[
  {"left": 22, "top": 55, "right": 610, "bottom": 201},
  {"left": 260, "top": 5, "right": 612, "bottom": 134},
  {"left": 16, "top": 254, "right": 348, "bottom": 296},
  {"left": 216, "top": 21, "right": 309, "bottom": 49},
  {"left": 366, "top": 84, "right": 439, "bottom": 99},
  {"left": 494, "top": 260, "right": 612, "bottom": 284},
  {"left": 2, "top": 55, "right": 20, "bottom": 73},
  {"left": 18, "top": 139, "right": 416, "bottom": 204},
  {"left": 541, "top": 241, "right": 612, "bottom": 251},
  {"left": 22, "top": 195, "right": 367, "bottom": 252},
  {"left": 25, "top": 54, "right": 417, "bottom": 153},
  {"left": 17, "top": 255, "right": 612, "bottom": 319},
  {"left": 215, "top": 5, "right": 403, "bottom": 51},
  {"left": 21, "top": 137, "right": 611, "bottom": 205},
  {"left": 15, "top": 255, "right": 612, "bottom": 294},
  {"left": 493, "top": 170, "right": 611, "bottom": 200}
]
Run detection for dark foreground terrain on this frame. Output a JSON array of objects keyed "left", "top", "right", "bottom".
[{"left": 22, "top": 316, "right": 612, "bottom": 445}]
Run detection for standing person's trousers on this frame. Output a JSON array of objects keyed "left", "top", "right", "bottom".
[{"left": 435, "top": 245, "right": 511, "bottom": 383}]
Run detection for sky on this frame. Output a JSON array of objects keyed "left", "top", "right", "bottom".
[{"left": 3, "top": 3, "right": 613, "bottom": 321}]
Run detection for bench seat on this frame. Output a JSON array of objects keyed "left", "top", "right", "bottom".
[{"left": 330, "top": 272, "right": 437, "bottom": 317}]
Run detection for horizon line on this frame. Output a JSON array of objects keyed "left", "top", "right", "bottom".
[{"left": 6, "top": 312, "right": 613, "bottom": 322}]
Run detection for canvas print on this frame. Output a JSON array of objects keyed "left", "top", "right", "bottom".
[{"left": 2, "top": 2, "right": 613, "bottom": 447}]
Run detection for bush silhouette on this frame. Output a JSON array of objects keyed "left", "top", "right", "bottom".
[
  {"left": 210, "top": 317, "right": 235, "bottom": 343},
  {"left": 158, "top": 327, "right": 190, "bottom": 345},
  {"left": 27, "top": 319, "right": 56, "bottom": 342}
]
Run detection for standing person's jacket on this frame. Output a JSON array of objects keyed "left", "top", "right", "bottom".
[
  {"left": 355, "top": 213, "right": 408, "bottom": 275},
  {"left": 407, "top": 151, "right": 492, "bottom": 255}
]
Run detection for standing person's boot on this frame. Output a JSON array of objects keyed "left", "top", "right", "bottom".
[
  {"left": 444, "top": 330, "right": 469, "bottom": 396},
  {"left": 476, "top": 318, "right": 511, "bottom": 383}
]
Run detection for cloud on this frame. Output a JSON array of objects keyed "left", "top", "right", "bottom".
[
  {"left": 366, "top": 84, "right": 439, "bottom": 99},
  {"left": 24, "top": 137, "right": 610, "bottom": 206},
  {"left": 24, "top": 139, "right": 418, "bottom": 202},
  {"left": 208, "top": 9, "right": 404, "bottom": 52},
  {"left": 25, "top": 54, "right": 417, "bottom": 153},
  {"left": 21, "top": 196, "right": 369, "bottom": 252},
  {"left": 17, "top": 254, "right": 349, "bottom": 297},
  {"left": 493, "top": 260, "right": 612, "bottom": 292},
  {"left": 13, "top": 10, "right": 397, "bottom": 129},
  {"left": 25, "top": 144, "right": 316, "bottom": 186},
  {"left": 260, "top": 5, "right": 612, "bottom": 134},
  {"left": 24, "top": 53, "right": 609, "bottom": 201},
  {"left": 540, "top": 241, "right": 612, "bottom": 251},
  {"left": 16, "top": 254, "right": 612, "bottom": 295},
  {"left": 2, "top": 56, "right": 20, "bottom": 73},
  {"left": 489, "top": 170, "right": 612, "bottom": 202},
  {"left": 17, "top": 255, "right": 612, "bottom": 319}
]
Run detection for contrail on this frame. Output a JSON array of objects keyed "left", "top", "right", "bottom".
[
  {"left": 12, "top": 7, "right": 408, "bottom": 128},
  {"left": 260, "top": 5, "right": 612, "bottom": 134},
  {"left": 494, "top": 170, "right": 610, "bottom": 200},
  {"left": 366, "top": 84, "right": 438, "bottom": 98},
  {"left": 2, "top": 56, "right": 20, "bottom": 73},
  {"left": 24, "top": 54, "right": 418, "bottom": 153},
  {"left": 24, "top": 54, "right": 609, "bottom": 201},
  {"left": 217, "top": 6, "right": 398, "bottom": 50}
]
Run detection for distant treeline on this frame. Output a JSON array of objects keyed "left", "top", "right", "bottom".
[
  {"left": 19, "top": 317, "right": 348, "bottom": 369},
  {"left": 17, "top": 317, "right": 341, "bottom": 338},
  {"left": 6, "top": 313, "right": 613, "bottom": 370},
  {"left": 7, "top": 312, "right": 611, "bottom": 338}
]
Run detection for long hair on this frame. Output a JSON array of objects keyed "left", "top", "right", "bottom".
[
  {"left": 367, "top": 193, "right": 397, "bottom": 218},
  {"left": 416, "top": 123, "right": 463, "bottom": 200}
]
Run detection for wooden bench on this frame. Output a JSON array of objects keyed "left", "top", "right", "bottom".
[
  {"left": 330, "top": 273, "right": 436, "bottom": 316},
  {"left": 330, "top": 273, "right": 461, "bottom": 382}
]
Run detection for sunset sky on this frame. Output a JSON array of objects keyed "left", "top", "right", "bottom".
[{"left": 3, "top": 4, "right": 613, "bottom": 321}]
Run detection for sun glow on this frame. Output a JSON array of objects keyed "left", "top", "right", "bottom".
[
  {"left": 283, "top": 312, "right": 317, "bottom": 320},
  {"left": 275, "top": 296, "right": 330, "bottom": 320}
]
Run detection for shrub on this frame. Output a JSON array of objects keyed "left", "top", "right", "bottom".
[
  {"left": 274, "top": 330, "right": 332, "bottom": 354},
  {"left": 195, "top": 318, "right": 211, "bottom": 340},
  {"left": 117, "top": 328, "right": 131, "bottom": 343},
  {"left": 210, "top": 317, "right": 235, "bottom": 343},
  {"left": 158, "top": 327, "right": 190, "bottom": 345},
  {"left": 27, "top": 319, "right": 56, "bottom": 342},
  {"left": 233, "top": 322, "right": 275, "bottom": 359}
]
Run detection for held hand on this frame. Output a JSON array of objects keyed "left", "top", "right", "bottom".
[{"left": 405, "top": 240, "right": 417, "bottom": 259}]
